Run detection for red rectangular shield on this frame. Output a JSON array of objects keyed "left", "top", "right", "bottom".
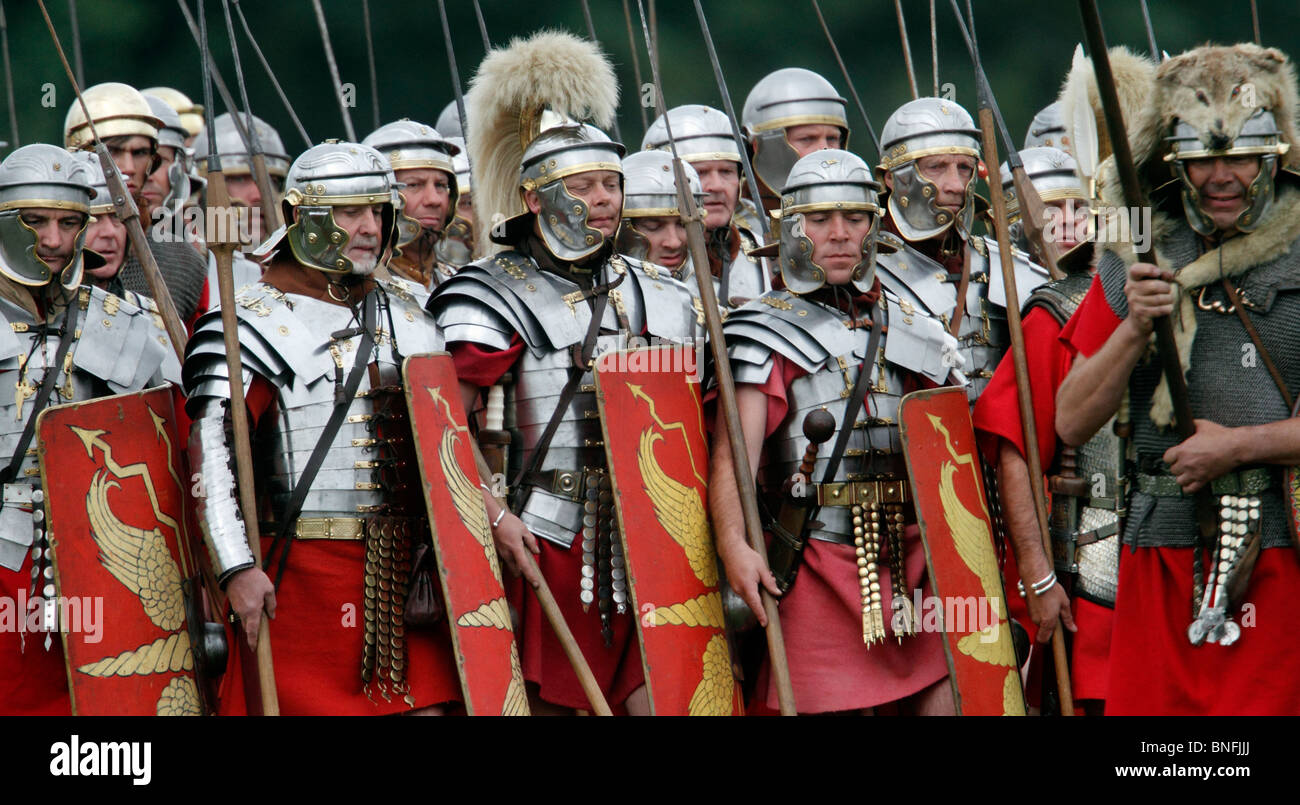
[
  {"left": 899, "top": 386, "right": 1026, "bottom": 716},
  {"left": 404, "top": 353, "right": 527, "bottom": 716},
  {"left": 595, "top": 345, "right": 743, "bottom": 716},
  {"left": 38, "top": 386, "right": 203, "bottom": 715}
]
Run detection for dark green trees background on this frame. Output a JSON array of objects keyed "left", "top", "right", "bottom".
[{"left": 6, "top": 1, "right": 1297, "bottom": 159}]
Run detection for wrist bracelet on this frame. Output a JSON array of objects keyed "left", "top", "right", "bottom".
[
  {"left": 492, "top": 508, "right": 508, "bottom": 529},
  {"left": 1031, "top": 571, "right": 1057, "bottom": 595}
]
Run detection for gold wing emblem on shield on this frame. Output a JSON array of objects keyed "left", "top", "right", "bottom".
[
  {"left": 69, "top": 415, "right": 200, "bottom": 712},
  {"left": 687, "top": 634, "right": 734, "bottom": 716},
  {"left": 929, "top": 415, "right": 1016, "bottom": 669},
  {"left": 638, "top": 429, "right": 716, "bottom": 587},
  {"left": 429, "top": 388, "right": 501, "bottom": 582}
]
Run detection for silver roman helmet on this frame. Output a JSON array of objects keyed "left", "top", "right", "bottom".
[
  {"left": 1023, "top": 101, "right": 1070, "bottom": 152},
  {"left": 144, "top": 95, "right": 194, "bottom": 210},
  {"left": 615, "top": 149, "right": 703, "bottom": 262},
  {"left": 0, "top": 144, "right": 95, "bottom": 289},
  {"left": 642, "top": 104, "right": 743, "bottom": 164},
  {"left": 142, "top": 86, "right": 205, "bottom": 141},
  {"left": 1164, "top": 106, "right": 1290, "bottom": 235},
  {"left": 742, "top": 68, "right": 849, "bottom": 194},
  {"left": 263, "top": 141, "right": 401, "bottom": 275},
  {"left": 998, "top": 146, "right": 1087, "bottom": 251},
  {"left": 435, "top": 135, "right": 474, "bottom": 266},
  {"left": 495, "top": 120, "right": 625, "bottom": 262},
  {"left": 69, "top": 150, "right": 113, "bottom": 216},
  {"left": 435, "top": 100, "right": 463, "bottom": 139},
  {"left": 772, "top": 149, "right": 882, "bottom": 294},
  {"left": 192, "top": 112, "right": 291, "bottom": 190},
  {"left": 362, "top": 119, "right": 460, "bottom": 247},
  {"left": 877, "top": 96, "right": 981, "bottom": 242}
]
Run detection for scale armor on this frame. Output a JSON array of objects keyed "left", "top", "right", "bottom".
[{"left": 1027, "top": 271, "right": 1122, "bottom": 607}]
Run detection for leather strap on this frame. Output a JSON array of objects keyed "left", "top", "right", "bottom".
[
  {"left": 1223, "top": 278, "right": 1294, "bottom": 411},
  {"left": 0, "top": 297, "right": 82, "bottom": 488},
  {"left": 820, "top": 303, "right": 883, "bottom": 487},
  {"left": 264, "top": 290, "right": 379, "bottom": 587},
  {"left": 947, "top": 246, "right": 972, "bottom": 340},
  {"left": 509, "top": 272, "right": 622, "bottom": 501}
]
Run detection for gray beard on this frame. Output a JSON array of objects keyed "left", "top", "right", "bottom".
[{"left": 349, "top": 255, "right": 379, "bottom": 276}]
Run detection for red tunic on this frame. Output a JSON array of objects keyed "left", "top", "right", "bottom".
[
  {"left": 1061, "top": 276, "right": 1300, "bottom": 714},
  {"left": 0, "top": 567, "right": 72, "bottom": 715},
  {"left": 448, "top": 339, "right": 646, "bottom": 711},
  {"left": 747, "top": 353, "right": 949, "bottom": 713},
  {"left": 972, "top": 300, "right": 1113, "bottom": 704},
  {"left": 218, "top": 375, "right": 462, "bottom": 716}
]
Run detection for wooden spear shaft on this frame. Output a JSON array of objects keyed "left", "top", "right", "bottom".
[
  {"left": 36, "top": 0, "right": 188, "bottom": 362},
  {"left": 977, "top": 103, "right": 1075, "bottom": 716},
  {"left": 195, "top": 0, "right": 279, "bottom": 715},
  {"left": 638, "top": 0, "right": 796, "bottom": 714},
  {"left": 471, "top": 447, "right": 612, "bottom": 716},
  {"left": 208, "top": 167, "right": 279, "bottom": 715}
]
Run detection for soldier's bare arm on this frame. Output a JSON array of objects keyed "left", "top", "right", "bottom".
[
  {"left": 460, "top": 379, "right": 541, "bottom": 583},
  {"left": 708, "top": 384, "right": 779, "bottom": 625},
  {"left": 1057, "top": 262, "right": 1174, "bottom": 445},
  {"left": 995, "top": 439, "right": 1075, "bottom": 644},
  {"left": 1165, "top": 417, "right": 1300, "bottom": 493}
]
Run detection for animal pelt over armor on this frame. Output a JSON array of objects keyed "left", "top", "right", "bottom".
[
  {"left": 464, "top": 30, "right": 620, "bottom": 258},
  {"left": 1061, "top": 43, "right": 1300, "bottom": 426}
]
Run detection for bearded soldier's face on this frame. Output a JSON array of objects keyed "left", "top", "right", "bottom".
[{"left": 330, "top": 204, "right": 385, "bottom": 275}]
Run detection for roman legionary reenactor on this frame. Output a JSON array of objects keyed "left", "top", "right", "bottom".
[
  {"left": 615, "top": 149, "right": 705, "bottom": 278},
  {"left": 192, "top": 112, "right": 290, "bottom": 249},
  {"left": 643, "top": 105, "right": 770, "bottom": 307},
  {"left": 1056, "top": 43, "right": 1300, "bottom": 715},
  {"left": 710, "top": 149, "right": 965, "bottom": 714},
  {"left": 194, "top": 112, "right": 292, "bottom": 302},
  {"left": 434, "top": 135, "right": 475, "bottom": 268},
  {"left": 363, "top": 120, "right": 462, "bottom": 300},
  {"left": 141, "top": 95, "right": 198, "bottom": 226},
  {"left": 428, "top": 31, "right": 701, "bottom": 714},
  {"left": 182, "top": 141, "right": 462, "bottom": 715},
  {"left": 0, "top": 144, "right": 179, "bottom": 715},
  {"left": 874, "top": 96, "right": 1051, "bottom": 405},
  {"left": 65, "top": 83, "right": 210, "bottom": 324},
  {"left": 142, "top": 86, "right": 205, "bottom": 147},
  {"left": 972, "top": 146, "right": 1116, "bottom": 713},
  {"left": 1022, "top": 101, "right": 1071, "bottom": 152},
  {"left": 741, "top": 68, "right": 849, "bottom": 215}
]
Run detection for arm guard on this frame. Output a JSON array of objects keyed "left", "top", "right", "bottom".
[{"left": 187, "top": 397, "right": 255, "bottom": 584}]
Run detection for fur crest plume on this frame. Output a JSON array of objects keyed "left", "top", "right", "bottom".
[
  {"left": 464, "top": 30, "right": 620, "bottom": 256},
  {"left": 1057, "top": 45, "right": 1158, "bottom": 175}
]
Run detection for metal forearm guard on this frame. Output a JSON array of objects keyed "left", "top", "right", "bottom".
[{"left": 188, "top": 399, "right": 255, "bottom": 584}]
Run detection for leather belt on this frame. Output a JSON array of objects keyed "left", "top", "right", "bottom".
[
  {"left": 815, "top": 478, "right": 911, "bottom": 507},
  {"left": 521, "top": 468, "right": 594, "bottom": 503},
  {"left": 1136, "top": 467, "right": 1276, "bottom": 498}
]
